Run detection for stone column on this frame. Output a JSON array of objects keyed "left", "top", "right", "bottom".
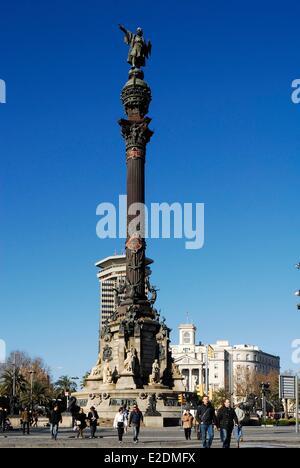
[{"left": 119, "top": 68, "right": 153, "bottom": 308}]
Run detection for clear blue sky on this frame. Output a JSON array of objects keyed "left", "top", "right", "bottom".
[{"left": 1, "top": 0, "right": 300, "bottom": 381}]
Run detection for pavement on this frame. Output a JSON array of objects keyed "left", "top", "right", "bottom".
[{"left": 0, "top": 426, "right": 299, "bottom": 448}]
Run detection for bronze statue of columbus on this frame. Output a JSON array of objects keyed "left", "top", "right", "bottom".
[{"left": 119, "top": 24, "right": 152, "bottom": 68}]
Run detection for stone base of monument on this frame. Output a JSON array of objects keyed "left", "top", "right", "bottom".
[
  {"left": 99, "top": 383, "right": 116, "bottom": 391},
  {"left": 115, "top": 373, "right": 137, "bottom": 390},
  {"left": 145, "top": 384, "right": 168, "bottom": 390},
  {"left": 73, "top": 388, "right": 184, "bottom": 427},
  {"left": 143, "top": 416, "right": 164, "bottom": 428},
  {"left": 84, "top": 377, "right": 102, "bottom": 392}
]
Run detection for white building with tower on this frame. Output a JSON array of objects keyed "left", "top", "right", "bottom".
[{"left": 171, "top": 323, "right": 280, "bottom": 398}]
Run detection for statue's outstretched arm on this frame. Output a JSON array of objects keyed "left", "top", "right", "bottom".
[{"left": 118, "top": 24, "right": 128, "bottom": 34}]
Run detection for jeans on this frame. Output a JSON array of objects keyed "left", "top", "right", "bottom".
[
  {"left": 133, "top": 425, "right": 140, "bottom": 441},
  {"left": 22, "top": 422, "right": 30, "bottom": 434},
  {"left": 220, "top": 427, "right": 233, "bottom": 448},
  {"left": 184, "top": 428, "right": 192, "bottom": 440},
  {"left": 117, "top": 426, "right": 124, "bottom": 441},
  {"left": 234, "top": 425, "right": 243, "bottom": 442},
  {"left": 90, "top": 422, "right": 97, "bottom": 438},
  {"left": 50, "top": 424, "right": 59, "bottom": 440},
  {"left": 200, "top": 424, "right": 214, "bottom": 448}
]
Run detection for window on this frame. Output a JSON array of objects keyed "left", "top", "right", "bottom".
[
  {"left": 236, "top": 354, "right": 240, "bottom": 361},
  {"left": 246, "top": 354, "right": 250, "bottom": 361},
  {"left": 214, "top": 374, "right": 218, "bottom": 380},
  {"left": 183, "top": 332, "right": 191, "bottom": 344},
  {"left": 183, "top": 348, "right": 190, "bottom": 354}
]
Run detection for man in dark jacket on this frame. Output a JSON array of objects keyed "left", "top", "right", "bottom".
[
  {"left": 49, "top": 405, "right": 62, "bottom": 440},
  {"left": 88, "top": 406, "right": 99, "bottom": 439},
  {"left": 129, "top": 405, "right": 143, "bottom": 443},
  {"left": 196, "top": 396, "right": 218, "bottom": 448},
  {"left": 217, "top": 399, "right": 238, "bottom": 448},
  {"left": 0, "top": 407, "right": 6, "bottom": 433}
]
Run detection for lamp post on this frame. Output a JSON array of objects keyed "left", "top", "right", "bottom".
[
  {"left": 29, "top": 370, "right": 35, "bottom": 410},
  {"left": 66, "top": 377, "right": 79, "bottom": 411}
]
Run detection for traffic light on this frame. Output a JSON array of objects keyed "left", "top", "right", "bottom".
[
  {"left": 208, "top": 345, "right": 214, "bottom": 359},
  {"left": 196, "top": 384, "right": 204, "bottom": 398},
  {"left": 178, "top": 393, "right": 186, "bottom": 405},
  {"left": 260, "top": 382, "right": 270, "bottom": 395}
]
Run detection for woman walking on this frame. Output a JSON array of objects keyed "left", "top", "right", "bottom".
[
  {"left": 113, "top": 407, "right": 127, "bottom": 443},
  {"left": 234, "top": 403, "right": 245, "bottom": 448},
  {"left": 75, "top": 408, "right": 87, "bottom": 439},
  {"left": 181, "top": 409, "right": 194, "bottom": 441}
]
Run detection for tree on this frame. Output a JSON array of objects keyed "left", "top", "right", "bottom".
[
  {"left": 211, "top": 388, "right": 231, "bottom": 410},
  {"left": 1, "top": 351, "right": 55, "bottom": 412},
  {"left": 233, "top": 367, "right": 282, "bottom": 412},
  {"left": 54, "top": 376, "right": 77, "bottom": 394},
  {"left": 0, "top": 367, "right": 28, "bottom": 401},
  {"left": 20, "top": 381, "right": 52, "bottom": 407},
  {"left": 80, "top": 372, "right": 90, "bottom": 389}
]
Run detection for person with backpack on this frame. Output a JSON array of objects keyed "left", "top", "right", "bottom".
[
  {"left": 196, "top": 396, "right": 218, "bottom": 448},
  {"left": 129, "top": 404, "right": 143, "bottom": 443},
  {"left": 217, "top": 399, "right": 238, "bottom": 449},
  {"left": 113, "top": 407, "right": 127, "bottom": 443}
]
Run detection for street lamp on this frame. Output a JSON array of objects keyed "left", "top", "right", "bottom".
[
  {"left": 29, "top": 370, "right": 36, "bottom": 410},
  {"left": 65, "top": 377, "right": 79, "bottom": 411}
]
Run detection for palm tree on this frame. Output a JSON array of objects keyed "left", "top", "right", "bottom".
[
  {"left": 80, "top": 372, "right": 90, "bottom": 389},
  {"left": 54, "top": 376, "right": 77, "bottom": 393},
  {"left": 20, "top": 381, "right": 51, "bottom": 407},
  {"left": 0, "top": 368, "right": 28, "bottom": 397}
]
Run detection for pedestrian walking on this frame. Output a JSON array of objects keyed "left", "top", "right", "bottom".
[
  {"left": 75, "top": 408, "right": 87, "bottom": 439},
  {"left": 217, "top": 399, "right": 238, "bottom": 449},
  {"left": 0, "top": 407, "right": 6, "bottom": 433},
  {"left": 88, "top": 406, "right": 99, "bottom": 439},
  {"left": 234, "top": 403, "right": 245, "bottom": 447},
  {"left": 113, "top": 407, "right": 127, "bottom": 443},
  {"left": 182, "top": 409, "right": 194, "bottom": 440},
  {"left": 124, "top": 406, "right": 130, "bottom": 433},
  {"left": 32, "top": 411, "right": 39, "bottom": 428},
  {"left": 20, "top": 407, "right": 30, "bottom": 435},
  {"left": 129, "top": 404, "right": 143, "bottom": 443},
  {"left": 49, "top": 405, "right": 63, "bottom": 440},
  {"left": 196, "top": 396, "right": 218, "bottom": 448}
]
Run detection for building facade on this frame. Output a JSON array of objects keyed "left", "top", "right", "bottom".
[
  {"left": 96, "top": 254, "right": 153, "bottom": 327},
  {"left": 171, "top": 323, "right": 280, "bottom": 399},
  {"left": 95, "top": 255, "right": 126, "bottom": 328}
]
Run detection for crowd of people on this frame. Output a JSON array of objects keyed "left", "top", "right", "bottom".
[
  {"left": 1, "top": 397, "right": 246, "bottom": 447},
  {"left": 181, "top": 396, "right": 246, "bottom": 449}
]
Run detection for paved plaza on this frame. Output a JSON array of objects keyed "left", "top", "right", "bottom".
[{"left": 0, "top": 426, "right": 299, "bottom": 448}]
